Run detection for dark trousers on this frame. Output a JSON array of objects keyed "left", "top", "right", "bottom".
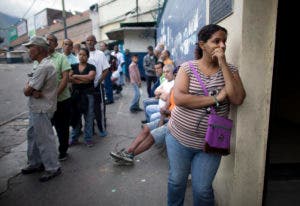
[
  {"left": 146, "top": 76, "right": 157, "bottom": 97},
  {"left": 94, "top": 84, "right": 106, "bottom": 133},
  {"left": 52, "top": 98, "right": 71, "bottom": 156},
  {"left": 104, "top": 70, "right": 114, "bottom": 103}
]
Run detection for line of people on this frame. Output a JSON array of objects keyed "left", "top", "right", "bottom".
[
  {"left": 21, "top": 33, "right": 162, "bottom": 182},
  {"left": 21, "top": 34, "right": 114, "bottom": 182}
]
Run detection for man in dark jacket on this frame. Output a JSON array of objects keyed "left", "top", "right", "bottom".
[{"left": 143, "top": 46, "right": 157, "bottom": 97}]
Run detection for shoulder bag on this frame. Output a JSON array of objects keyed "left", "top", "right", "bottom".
[{"left": 189, "top": 62, "right": 232, "bottom": 155}]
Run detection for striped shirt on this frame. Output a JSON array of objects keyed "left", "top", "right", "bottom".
[{"left": 168, "top": 60, "right": 238, "bottom": 150}]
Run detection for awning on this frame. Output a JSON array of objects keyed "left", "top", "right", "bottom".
[{"left": 106, "top": 26, "right": 156, "bottom": 40}]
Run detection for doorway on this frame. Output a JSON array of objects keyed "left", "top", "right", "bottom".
[{"left": 264, "top": 0, "right": 300, "bottom": 205}]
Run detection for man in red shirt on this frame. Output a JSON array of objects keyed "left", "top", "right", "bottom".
[{"left": 129, "top": 54, "right": 142, "bottom": 112}]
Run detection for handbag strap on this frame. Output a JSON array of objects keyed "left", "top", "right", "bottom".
[{"left": 188, "top": 61, "right": 216, "bottom": 114}]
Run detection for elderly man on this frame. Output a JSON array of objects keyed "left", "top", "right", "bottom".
[
  {"left": 46, "top": 34, "right": 71, "bottom": 160},
  {"left": 22, "top": 36, "right": 61, "bottom": 182}
]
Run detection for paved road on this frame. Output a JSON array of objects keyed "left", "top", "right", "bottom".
[
  {"left": 0, "top": 67, "right": 193, "bottom": 206},
  {"left": 0, "top": 63, "right": 31, "bottom": 124}
]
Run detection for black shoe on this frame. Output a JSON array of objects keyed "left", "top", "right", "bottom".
[
  {"left": 58, "top": 153, "right": 68, "bottom": 161},
  {"left": 105, "top": 100, "right": 114, "bottom": 105},
  {"left": 21, "top": 164, "right": 45, "bottom": 174},
  {"left": 131, "top": 107, "right": 143, "bottom": 112},
  {"left": 39, "top": 168, "right": 62, "bottom": 182},
  {"left": 141, "top": 119, "right": 147, "bottom": 124},
  {"left": 130, "top": 109, "right": 138, "bottom": 113}
]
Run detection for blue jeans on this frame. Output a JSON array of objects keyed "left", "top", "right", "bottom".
[
  {"left": 71, "top": 94, "right": 94, "bottom": 141},
  {"left": 142, "top": 98, "right": 159, "bottom": 121},
  {"left": 166, "top": 131, "right": 221, "bottom": 206},
  {"left": 130, "top": 83, "right": 140, "bottom": 110},
  {"left": 147, "top": 119, "right": 168, "bottom": 145},
  {"left": 145, "top": 104, "right": 160, "bottom": 122},
  {"left": 150, "top": 111, "right": 161, "bottom": 122}
]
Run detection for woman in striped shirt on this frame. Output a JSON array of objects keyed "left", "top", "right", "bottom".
[{"left": 166, "top": 24, "right": 246, "bottom": 206}]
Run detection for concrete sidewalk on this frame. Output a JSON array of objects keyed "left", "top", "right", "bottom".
[{"left": 0, "top": 82, "right": 193, "bottom": 206}]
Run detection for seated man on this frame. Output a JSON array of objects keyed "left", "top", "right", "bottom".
[
  {"left": 110, "top": 88, "right": 175, "bottom": 165},
  {"left": 110, "top": 56, "right": 122, "bottom": 94},
  {"left": 145, "top": 64, "right": 174, "bottom": 122},
  {"left": 141, "top": 61, "right": 165, "bottom": 123}
]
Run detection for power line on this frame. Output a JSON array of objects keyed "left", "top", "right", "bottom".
[
  {"left": 0, "top": 0, "right": 38, "bottom": 30},
  {"left": 22, "top": 0, "right": 38, "bottom": 18}
]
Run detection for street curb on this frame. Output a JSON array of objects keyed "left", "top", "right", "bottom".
[{"left": 0, "top": 111, "right": 28, "bottom": 127}]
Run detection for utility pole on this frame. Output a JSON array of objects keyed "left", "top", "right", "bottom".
[
  {"left": 62, "top": 0, "right": 67, "bottom": 38},
  {"left": 136, "top": 0, "right": 139, "bottom": 22}
]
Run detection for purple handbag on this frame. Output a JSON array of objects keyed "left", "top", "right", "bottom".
[{"left": 189, "top": 62, "right": 232, "bottom": 155}]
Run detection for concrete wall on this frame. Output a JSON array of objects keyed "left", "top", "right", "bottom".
[
  {"left": 124, "top": 30, "right": 155, "bottom": 52},
  {"left": 90, "top": 10, "right": 101, "bottom": 41},
  {"left": 212, "top": 0, "right": 244, "bottom": 205},
  {"left": 213, "top": 0, "right": 278, "bottom": 205},
  {"left": 99, "top": 0, "right": 158, "bottom": 24},
  {"left": 49, "top": 21, "right": 93, "bottom": 47},
  {"left": 99, "top": 22, "right": 120, "bottom": 41},
  {"left": 98, "top": 0, "right": 161, "bottom": 41}
]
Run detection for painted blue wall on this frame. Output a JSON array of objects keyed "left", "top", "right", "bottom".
[
  {"left": 118, "top": 43, "right": 147, "bottom": 79},
  {"left": 157, "top": 0, "right": 206, "bottom": 66}
]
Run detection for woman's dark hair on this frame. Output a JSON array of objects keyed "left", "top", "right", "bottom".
[
  {"left": 196, "top": 24, "right": 227, "bottom": 59},
  {"left": 80, "top": 48, "right": 89, "bottom": 58}
]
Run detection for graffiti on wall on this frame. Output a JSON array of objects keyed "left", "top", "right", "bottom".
[{"left": 157, "top": 0, "right": 206, "bottom": 66}]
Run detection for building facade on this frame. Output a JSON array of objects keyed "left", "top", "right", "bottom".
[{"left": 9, "top": 10, "right": 92, "bottom": 51}]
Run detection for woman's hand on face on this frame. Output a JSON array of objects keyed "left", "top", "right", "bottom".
[
  {"left": 216, "top": 88, "right": 227, "bottom": 102},
  {"left": 212, "top": 48, "right": 226, "bottom": 66}
]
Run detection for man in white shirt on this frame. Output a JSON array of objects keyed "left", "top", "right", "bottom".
[
  {"left": 111, "top": 45, "right": 125, "bottom": 85},
  {"left": 86, "top": 35, "right": 110, "bottom": 139}
]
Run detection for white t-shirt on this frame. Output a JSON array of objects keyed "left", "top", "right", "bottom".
[
  {"left": 111, "top": 51, "right": 124, "bottom": 73},
  {"left": 111, "top": 70, "right": 120, "bottom": 85},
  {"left": 88, "top": 50, "right": 110, "bottom": 87},
  {"left": 156, "top": 79, "right": 174, "bottom": 108}
]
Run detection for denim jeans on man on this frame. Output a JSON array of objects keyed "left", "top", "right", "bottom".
[
  {"left": 71, "top": 94, "right": 94, "bottom": 142},
  {"left": 130, "top": 83, "right": 141, "bottom": 110},
  {"left": 149, "top": 111, "right": 161, "bottom": 122},
  {"left": 142, "top": 98, "right": 159, "bottom": 122},
  {"left": 145, "top": 104, "right": 160, "bottom": 122},
  {"left": 166, "top": 131, "right": 221, "bottom": 206},
  {"left": 146, "top": 119, "right": 168, "bottom": 145}
]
